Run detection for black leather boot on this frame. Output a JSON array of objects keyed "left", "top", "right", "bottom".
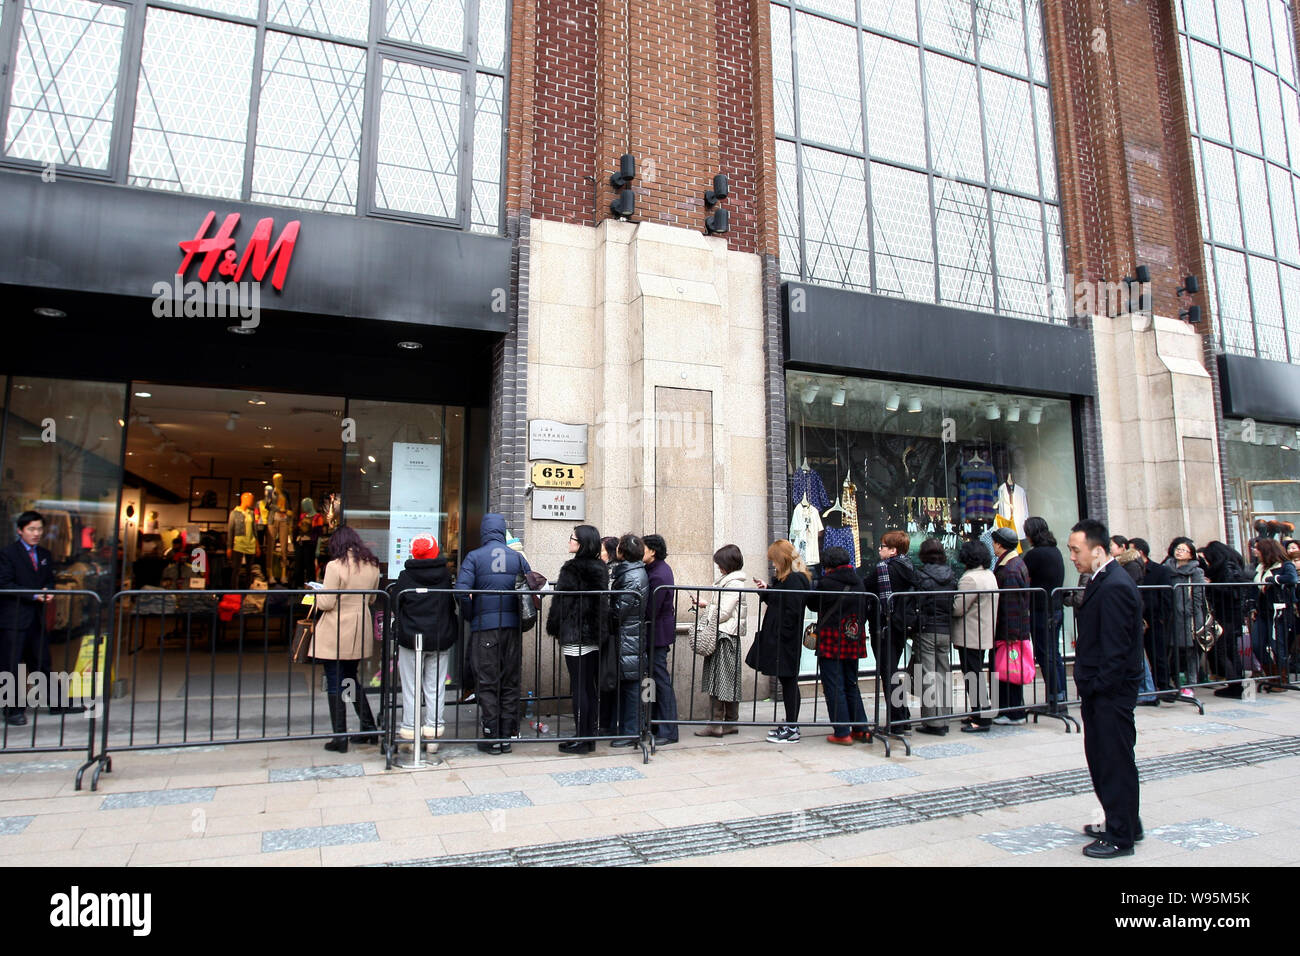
[
  {"left": 353, "top": 690, "right": 379, "bottom": 745},
  {"left": 324, "top": 693, "right": 348, "bottom": 752}
]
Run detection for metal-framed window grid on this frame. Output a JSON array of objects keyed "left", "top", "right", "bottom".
[
  {"left": 0, "top": 0, "right": 510, "bottom": 233},
  {"left": 770, "top": 0, "right": 1067, "bottom": 324},
  {"left": 1178, "top": 0, "right": 1300, "bottom": 364}
]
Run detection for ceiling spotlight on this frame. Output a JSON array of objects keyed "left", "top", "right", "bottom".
[
  {"left": 885, "top": 391, "right": 901, "bottom": 412},
  {"left": 1027, "top": 404, "right": 1043, "bottom": 425},
  {"left": 34, "top": 307, "right": 66, "bottom": 318},
  {"left": 359, "top": 467, "right": 367, "bottom": 475},
  {"left": 226, "top": 412, "right": 239, "bottom": 432},
  {"left": 1006, "top": 401, "right": 1021, "bottom": 422},
  {"left": 247, "top": 395, "right": 266, "bottom": 405},
  {"left": 228, "top": 325, "right": 255, "bottom": 335},
  {"left": 262, "top": 444, "right": 274, "bottom": 449},
  {"left": 117, "top": 418, "right": 125, "bottom": 427},
  {"left": 133, "top": 391, "right": 152, "bottom": 398},
  {"left": 397, "top": 341, "right": 423, "bottom": 350},
  {"left": 367, "top": 455, "right": 377, "bottom": 463},
  {"left": 831, "top": 386, "right": 846, "bottom": 407},
  {"left": 802, "top": 384, "right": 820, "bottom": 404},
  {"left": 907, "top": 396, "right": 922, "bottom": 413},
  {"left": 985, "top": 402, "right": 1001, "bottom": 420}
]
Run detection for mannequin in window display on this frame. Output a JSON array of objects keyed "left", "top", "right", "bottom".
[
  {"left": 226, "top": 492, "right": 260, "bottom": 589},
  {"left": 267, "top": 472, "right": 293, "bottom": 585},
  {"left": 316, "top": 492, "right": 341, "bottom": 574},
  {"left": 996, "top": 474, "right": 1030, "bottom": 545},
  {"left": 294, "top": 498, "right": 324, "bottom": 588}
]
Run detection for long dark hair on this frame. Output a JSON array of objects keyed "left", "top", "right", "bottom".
[
  {"left": 572, "top": 525, "right": 602, "bottom": 561},
  {"left": 328, "top": 525, "right": 379, "bottom": 567},
  {"left": 1023, "top": 516, "right": 1055, "bottom": 548}
]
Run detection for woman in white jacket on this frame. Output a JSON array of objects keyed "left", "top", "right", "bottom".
[
  {"left": 692, "top": 544, "right": 747, "bottom": 737},
  {"left": 951, "top": 540, "right": 999, "bottom": 733}
]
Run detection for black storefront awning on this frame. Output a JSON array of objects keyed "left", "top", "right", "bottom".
[
  {"left": 782, "top": 281, "right": 1096, "bottom": 397},
  {"left": 1218, "top": 353, "right": 1300, "bottom": 424}
]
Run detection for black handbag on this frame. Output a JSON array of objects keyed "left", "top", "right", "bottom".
[{"left": 516, "top": 573, "right": 537, "bottom": 631}]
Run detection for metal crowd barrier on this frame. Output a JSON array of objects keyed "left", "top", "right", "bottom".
[
  {"left": 649, "top": 584, "right": 910, "bottom": 755},
  {"left": 884, "top": 586, "right": 1079, "bottom": 739},
  {"left": 1169, "top": 580, "right": 1297, "bottom": 698},
  {"left": 84, "top": 588, "right": 392, "bottom": 790},
  {"left": 0, "top": 589, "right": 104, "bottom": 783},
  {"left": 381, "top": 587, "right": 651, "bottom": 767}
]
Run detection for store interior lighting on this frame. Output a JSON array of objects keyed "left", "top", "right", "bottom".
[
  {"left": 831, "top": 386, "right": 846, "bottom": 407},
  {"left": 226, "top": 412, "right": 238, "bottom": 432},
  {"left": 907, "top": 396, "right": 922, "bottom": 413},
  {"left": 1006, "top": 401, "right": 1021, "bottom": 422},
  {"left": 985, "top": 402, "right": 1001, "bottom": 420},
  {"left": 885, "top": 391, "right": 901, "bottom": 412},
  {"left": 1027, "top": 404, "right": 1043, "bottom": 425},
  {"left": 802, "top": 384, "right": 820, "bottom": 403}
]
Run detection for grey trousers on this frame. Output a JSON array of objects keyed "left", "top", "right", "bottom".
[
  {"left": 916, "top": 630, "right": 953, "bottom": 727},
  {"left": 398, "top": 645, "right": 449, "bottom": 731}
]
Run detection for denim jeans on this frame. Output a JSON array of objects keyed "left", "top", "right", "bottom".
[
  {"left": 320, "top": 659, "right": 360, "bottom": 697},
  {"left": 616, "top": 677, "right": 641, "bottom": 737},
  {"left": 651, "top": 646, "right": 679, "bottom": 741},
  {"left": 819, "top": 657, "right": 867, "bottom": 737}
]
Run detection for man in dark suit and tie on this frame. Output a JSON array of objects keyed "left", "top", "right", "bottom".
[
  {"left": 0, "top": 511, "right": 57, "bottom": 726},
  {"left": 1068, "top": 518, "right": 1146, "bottom": 858}
]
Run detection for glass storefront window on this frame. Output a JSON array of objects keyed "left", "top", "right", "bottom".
[
  {"left": 343, "top": 400, "right": 465, "bottom": 581},
  {"left": 786, "top": 372, "right": 1080, "bottom": 565},
  {"left": 1223, "top": 419, "right": 1300, "bottom": 552},
  {"left": 785, "top": 371, "right": 1081, "bottom": 673},
  {"left": 0, "top": 375, "right": 126, "bottom": 597}
]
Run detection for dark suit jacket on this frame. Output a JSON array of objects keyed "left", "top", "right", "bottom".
[
  {"left": 0, "top": 540, "right": 56, "bottom": 630},
  {"left": 1140, "top": 558, "right": 1174, "bottom": 630},
  {"left": 1073, "top": 561, "right": 1145, "bottom": 699}
]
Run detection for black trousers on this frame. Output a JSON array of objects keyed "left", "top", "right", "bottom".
[
  {"left": 565, "top": 652, "right": 599, "bottom": 739},
  {"left": 1081, "top": 691, "right": 1140, "bottom": 848},
  {"left": 472, "top": 627, "right": 522, "bottom": 738},
  {"left": 2, "top": 619, "right": 51, "bottom": 712},
  {"left": 871, "top": 626, "right": 909, "bottom": 720}
]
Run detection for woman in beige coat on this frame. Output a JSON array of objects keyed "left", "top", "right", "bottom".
[
  {"left": 310, "top": 526, "right": 382, "bottom": 752},
  {"left": 951, "top": 540, "right": 999, "bottom": 733}
]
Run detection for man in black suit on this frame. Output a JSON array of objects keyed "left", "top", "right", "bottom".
[
  {"left": 1068, "top": 518, "right": 1146, "bottom": 859},
  {"left": 0, "top": 511, "right": 56, "bottom": 725}
]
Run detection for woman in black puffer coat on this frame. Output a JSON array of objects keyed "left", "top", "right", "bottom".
[
  {"left": 607, "top": 534, "right": 650, "bottom": 745},
  {"left": 547, "top": 525, "right": 609, "bottom": 753}
]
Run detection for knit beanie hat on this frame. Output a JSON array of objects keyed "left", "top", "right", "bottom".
[{"left": 411, "top": 534, "right": 440, "bottom": 560}]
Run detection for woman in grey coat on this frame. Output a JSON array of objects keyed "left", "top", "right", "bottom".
[{"left": 1164, "top": 537, "right": 1207, "bottom": 695}]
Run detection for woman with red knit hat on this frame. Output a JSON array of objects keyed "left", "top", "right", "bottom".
[{"left": 393, "top": 533, "right": 459, "bottom": 749}]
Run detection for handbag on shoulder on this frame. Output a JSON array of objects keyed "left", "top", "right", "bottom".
[
  {"left": 291, "top": 605, "right": 317, "bottom": 664},
  {"left": 692, "top": 604, "right": 718, "bottom": 657}
]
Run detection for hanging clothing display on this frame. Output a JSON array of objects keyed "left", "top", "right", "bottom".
[
  {"left": 958, "top": 460, "right": 997, "bottom": 524},
  {"left": 821, "top": 526, "right": 856, "bottom": 564},
  {"left": 996, "top": 481, "right": 1030, "bottom": 539},
  {"left": 840, "top": 476, "right": 861, "bottom": 567},
  {"left": 790, "top": 498, "right": 823, "bottom": 567},
  {"left": 790, "top": 467, "right": 830, "bottom": 513}
]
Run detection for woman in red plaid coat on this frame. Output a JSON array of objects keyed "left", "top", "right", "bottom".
[{"left": 808, "top": 547, "right": 871, "bottom": 745}]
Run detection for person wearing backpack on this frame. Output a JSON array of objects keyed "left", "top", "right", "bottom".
[{"left": 393, "top": 534, "right": 458, "bottom": 750}]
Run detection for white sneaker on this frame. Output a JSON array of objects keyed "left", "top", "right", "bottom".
[
  {"left": 398, "top": 726, "right": 416, "bottom": 741},
  {"left": 992, "top": 715, "right": 1027, "bottom": 725}
]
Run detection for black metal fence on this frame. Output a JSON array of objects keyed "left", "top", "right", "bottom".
[
  {"left": 5, "top": 571, "right": 1292, "bottom": 788},
  {"left": 382, "top": 587, "right": 650, "bottom": 766},
  {"left": 0, "top": 588, "right": 104, "bottom": 785}
]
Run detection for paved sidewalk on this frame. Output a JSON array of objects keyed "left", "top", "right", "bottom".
[{"left": 0, "top": 691, "right": 1295, "bottom": 866}]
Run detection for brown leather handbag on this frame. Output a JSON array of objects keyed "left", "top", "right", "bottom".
[{"left": 291, "top": 606, "right": 317, "bottom": 664}]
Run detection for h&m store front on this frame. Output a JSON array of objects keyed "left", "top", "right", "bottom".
[{"left": 0, "top": 172, "right": 509, "bottom": 594}]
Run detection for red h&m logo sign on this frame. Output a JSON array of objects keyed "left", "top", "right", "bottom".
[{"left": 177, "top": 211, "right": 301, "bottom": 292}]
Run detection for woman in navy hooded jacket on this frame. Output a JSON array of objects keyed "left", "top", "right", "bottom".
[{"left": 455, "top": 513, "right": 532, "bottom": 752}]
